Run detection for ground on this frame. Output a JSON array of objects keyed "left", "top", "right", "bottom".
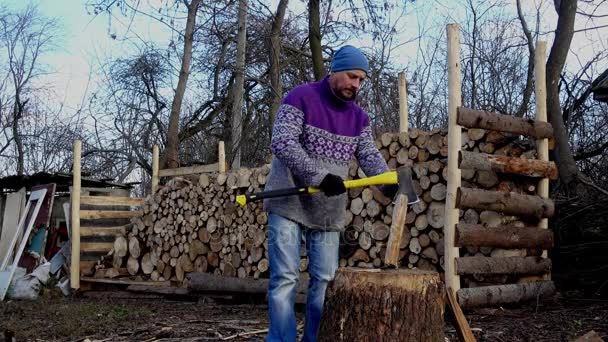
[{"left": 0, "top": 289, "right": 606, "bottom": 341}]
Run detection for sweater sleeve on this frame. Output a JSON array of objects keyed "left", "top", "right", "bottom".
[
  {"left": 270, "top": 104, "right": 329, "bottom": 187},
  {"left": 355, "top": 124, "right": 390, "bottom": 177}
]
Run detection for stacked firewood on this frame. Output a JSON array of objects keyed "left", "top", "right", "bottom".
[{"left": 95, "top": 127, "right": 537, "bottom": 284}]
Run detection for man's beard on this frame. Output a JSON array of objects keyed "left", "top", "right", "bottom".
[{"left": 337, "top": 88, "right": 357, "bottom": 101}]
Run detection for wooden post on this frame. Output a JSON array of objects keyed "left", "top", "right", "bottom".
[
  {"left": 445, "top": 23, "right": 462, "bottom": 292},
  {"left": 70, "top": 140, "right": 82, "bottom": 290},
  {"left": 218, "top": 141, "right": 226, "bottom": 173},
  {"left": 152, "top": 145, "right": 159, "bottom": 194},
  {"left": 398, "top": 71, "right": 408, "bottom": 133},
  {"left": 384, "top": 73, "right": 410, "bottom": 266},
  {"left": 535, "top": 41, "right": 550, "bottom": 264}
]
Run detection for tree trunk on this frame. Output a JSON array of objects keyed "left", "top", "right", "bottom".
[
  {"left": 515, "top": 0, "right": 535, "bottom": 118},
  {"left": 308, "top": 0, "right": 325, "bottom": 80},
  {"left": 12, "top": 97, "right": 26, "bottom": 176},
  {"left": 231, "top": 0, "right": 248, "bottom": 169},
  {"left": 546, "top": 0, "right": 579, "bottom": 186},
  {"left": 458, "top": 281, "right": 555, "bottom": 308},
  {"left": 456, "top": 256, "right": 551, "bottom": 275},
  {"left": 164, "top": 0, "right": 200, "bottom": 168},
  {"left": 459, "top": 151, "right": 558, "bottom": 179},
  {"left": 268, "top": 0, "right": 289, "bottom": 125},
  {"left": 455, "top": 223, "right": 554, "bottom": 249},
  {"left": 457, "top": 107, "right": 553, "bottom": 138},
  {"left": 318, "top": 268, "right": 444, "bottom": 342},
  {"left": 456, "top": 188, "right": 554, "bottom": 219}
]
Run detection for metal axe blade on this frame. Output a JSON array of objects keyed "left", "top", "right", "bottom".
[{"left": 397, "top": 166, "right": 419, "bottom": 204}]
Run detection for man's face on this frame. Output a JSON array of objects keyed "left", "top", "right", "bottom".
[{"left": 329, "top": 70, "right": 366, "bottom": 101}]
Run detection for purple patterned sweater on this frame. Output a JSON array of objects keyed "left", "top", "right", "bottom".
[{"left": 263, "top": 76, "right": 389, "bottom": 231}]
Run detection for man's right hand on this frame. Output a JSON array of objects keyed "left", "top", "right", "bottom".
[{"left": 319, "top": 174, "right": 346, "bottom": 197}]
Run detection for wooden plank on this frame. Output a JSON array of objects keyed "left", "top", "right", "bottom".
[
  {"left": 0, "top": 188, "right": 26, "bottom": 265},
  {"left": 445, "top": 23, "right": 462, "bottom": 292},
  {"left": 81, "top": 226, "right": 128, "bottom": 237},
  {"left": 455, "top": 223, "right": 554, "bottom": 249},
  {"left": 447, "top": 287, "right": 476, "bottom": 342},
  {"left": 159, "top": 163, "right": 219, "bottom": 177},
  {"left": 459, "top": 151, "right": 558, "bottom": 179},
  {"left": 535, "top": 41, "right": 551, "bottom": 269},
  {"left": 81, "top": 242, "right": 114, "bottom": 253},
  {"left": 80, "top": 196, "right": 144, "bottom": 207},
  {"left": 456, "top": 256, "right": 552, "bottom": 275},
  {"left": 80, "top": 277, "right": 170, "bottom": 287},
  {"left": 457, "top": 107, "right": 553, "bottom": 138},
  {"left": 219, "top": 141, "right": 226, "bottom": 173},
  {"left": 457, "top": 281, "right": 555, "bottom": 308},
  {"left": 456, "top": 188, "right": 554, "bottom": 219},
  {"left": 0, "top": 189, "right": 47, "bottom": 300},
  {"left": 71, "top": 140, "right": 82, "bottom": 289},
  {"left": 152, "top": 145, "right": 159, "bottom": 193},
  {"left": 80, "top": 210, "right": 142, "bottom": 220},
  {"left": 398, "top": 71, "right": 408, "bottom": 133}
]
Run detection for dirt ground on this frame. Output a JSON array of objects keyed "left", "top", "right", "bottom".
[{"left": 0, "top": 289, "right": 606, "bottom": 342}]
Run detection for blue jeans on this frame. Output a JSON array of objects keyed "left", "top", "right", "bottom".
[{"left": 266, "top": 213, "right": 340, "bottom": 342}]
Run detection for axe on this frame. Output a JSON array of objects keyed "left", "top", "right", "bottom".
[{"left": 235, "top": 166, "right": 418, "bottom": 207}]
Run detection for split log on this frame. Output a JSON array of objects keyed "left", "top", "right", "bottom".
[
  {"left": 457, "top": 107, "right": 553, "bottom": 138},
  {"left": 318, "top": 268, "right": 444, "bottom": 342},
  {"left": 457, "top": 281, "right": 555, "bottom": 308},
  {"left": 456, "top": 188, "right": 554, "bottom": 219},
  {"left": 456, "top": 256, "right": 551, "bottom": 275},
  {"left": 455, "top": 223, "right": 554, "bottom": 249}
]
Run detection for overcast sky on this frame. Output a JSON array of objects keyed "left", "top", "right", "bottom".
[{"left": 6, "top": 0, "right": 608, "bottom": 115}]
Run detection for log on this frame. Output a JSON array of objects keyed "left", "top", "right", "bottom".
[
  {"left": 457, "top": 281, "right": 555, "bottom": 308},
  {"left": 318, "top": 268, "right": 444, "bottom": 342},
  {"left": 114, "top": 236, "right": 128, "bottom": 258},
  {"left": 127, "top": 256, "right": 140, "bottom": 275},
  {"left": 188, "top": 272, "right": 308, "bottom": 294},
  {"left": 427, "top": 202, "right": 445, "bottom": 229},
  {"left": 459, "top": 151, "right": 558, "bottom": 179},
  {"left": 457, "top": 107, "right": 553, "bottom": 138},
  {"left": 350, "top": 198, "right": 364, "bottom": 215},
  {"left": 476, "top": 170, "right": 499, "bottom": 188},
  {"left": 455, "top": 223, "right": 554, "bottom": 249},
  {"left": 456, "top": 188, "right": 554, "bottom": 219},
  {"left": 141, "top": 253, "right": 154, "bottom": 274},
  {"left": 456, "top": 256, "right": 551, "bottom": 275},
  {"left": 128, "top": 236, "right": 141, "bottom": 258},
  {"left": 430, "top": 183, "right": 446, "bottom": 201}
]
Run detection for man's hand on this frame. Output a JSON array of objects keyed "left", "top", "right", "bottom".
[{"left": 319, "top": 174, "right": 347, "bottom": 197}]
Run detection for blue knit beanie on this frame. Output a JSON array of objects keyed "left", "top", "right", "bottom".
[{"left": 330, "top": 45, "right": 369, "bottom": 75}]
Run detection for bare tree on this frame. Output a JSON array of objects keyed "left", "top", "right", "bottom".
[
  {"left": 269, "top": 0, "right": 289, "bottom": 125},
  {"left": 165, "top": 0, "right": 201, "bottom": 168},
  {"left": 230, "top": 0, "right": 248, "bottom": 169},
  {"left": 546, "top": 0, "right": 580, "bottom": 189},
  {"left": 0, "top": 4, "right": 59, "bottom": 175}
]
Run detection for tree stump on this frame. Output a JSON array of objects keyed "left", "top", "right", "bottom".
[{"left": 318, "top": 268, "right": 444, "bottom": 342}]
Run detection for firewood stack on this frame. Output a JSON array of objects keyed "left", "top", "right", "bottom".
[{"left": 93, "top": 127, "right": 541, "bottom": 285}]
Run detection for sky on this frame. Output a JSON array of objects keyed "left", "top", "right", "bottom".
[{"left": 4, "top": 0, "right": 608, "bottom": 115}]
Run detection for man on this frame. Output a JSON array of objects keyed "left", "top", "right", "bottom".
[{"left": 264, "top": 45, "right": 396, "bottom": 341}]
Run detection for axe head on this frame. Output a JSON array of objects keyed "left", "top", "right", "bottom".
[{"left": 397, "top": 166, "right": 419, "bottom": 204}]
